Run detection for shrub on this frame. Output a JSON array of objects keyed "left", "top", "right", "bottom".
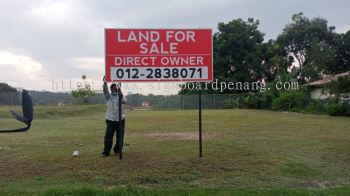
[
  {"left": 222, "top": 99, "right": 239, "bottom": 109},
  {"left": 322, "top": 96, "right": 339, "bottom": 105},
  {"left": 290, "top": 107, "right": 304, "bottom": 113},
  {"left": 327, "top": 104, "right": 344, "bottom": 116},
  {"left": 272, "top": 91, "right": 310, "bottom": 111},
  {"left": 241, "top": 93, "right": 260, "bottom": 109},
  {"left": 231, "top": 93, "right": 260, "bottom": 109},
  {"left": 306, "top": 100, "right": 327, "bottom": 114},
  {"left": 345, "top": 104, "right": 350, "bottom": 116},
  {"left": 326, "top": 103, "right": 350, "bottom": 116}
]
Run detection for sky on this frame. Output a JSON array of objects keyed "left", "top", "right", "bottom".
[{"left": 0, "top": 0, "right": 349, "bottom": 95}]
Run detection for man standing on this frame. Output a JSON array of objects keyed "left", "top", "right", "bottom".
[{"left": 102, "top": 76, "right": 127, "bottom": 157}]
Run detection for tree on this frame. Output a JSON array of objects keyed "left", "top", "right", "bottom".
[
  {"left": 180, "top": 18, "right": 270, "bottom": 94},
  {"left": 214, "top": 18, "right": 265, "bottom": 81},
  {"left": 71, "top": 84, "right": 95, "bottom": 104},
  {"left": 333, "top": 30, "right": 350, "bottom": 73},
  {"left": 261, "top": 39, "right": 293, "bottom": 81},
  {"left": 0, "top": 83, "right": 17, "bottom": 93},
  {"left": 305, "top": 41, "right": 336, "bottom": 77},
  {"left": 71, "top": 75, "right": 96, "bottom": 104},
  {"left": 277, "top": 12, "right": 340, "bottom": 82},
  {"left": 326, "top": 76, "right": 350, "bottom": 96}
]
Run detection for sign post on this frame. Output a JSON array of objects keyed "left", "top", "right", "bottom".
[
  {"left": 105, "top": 29, "right": 212, "bottom": 159},
  {"left": 117, "top": 83, "right": 123, "bottom": 160},
  {"left": 199, "top": 90, "right": 202, "bottom": 158}
]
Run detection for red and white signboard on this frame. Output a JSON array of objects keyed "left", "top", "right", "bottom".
[{"left": 105, "top": 29, "right": 213, "bottom": 82}]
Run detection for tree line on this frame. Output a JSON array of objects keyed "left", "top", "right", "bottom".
[{"left": 180, "top": 12, "right": 350, "bottom": 94}]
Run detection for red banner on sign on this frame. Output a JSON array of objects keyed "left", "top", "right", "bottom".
[{"left": 105, "top": 29, "right": 213, "bottom": 82}]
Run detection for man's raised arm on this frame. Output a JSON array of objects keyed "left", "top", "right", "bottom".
[{"left": 103, "top": 76, "right": 110, "bottom": 100}]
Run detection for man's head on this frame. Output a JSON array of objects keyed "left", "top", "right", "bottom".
[
  {"left": 110, "top": 84, "right": 118, "bottom": 93},
  {"left": 110, "top": 83, "right": 120, "bottom": 93}
]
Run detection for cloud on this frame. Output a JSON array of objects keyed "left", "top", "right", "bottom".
[
  {"left": 25, "top": 0, "right": 79, "bottom": 25},
  {"left": 71, "top": 57, "right": 104, "bottom": 72},
  {"left": 0, "top": 51, "right": 42, "bottom": 76},
  {"left": 0, "top": 50, "right": 49, "bottom": 90}
]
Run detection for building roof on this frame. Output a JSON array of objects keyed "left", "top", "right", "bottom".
[{"left": 305, "top": 71, "right": 350, "bottom": 87}]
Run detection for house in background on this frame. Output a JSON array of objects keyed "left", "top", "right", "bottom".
[
  {"left": 142, "top": 101, "right": 150, "bottom": 108},
  {"left": 305, "top": 71, "right": 350, "bottom": 100}
]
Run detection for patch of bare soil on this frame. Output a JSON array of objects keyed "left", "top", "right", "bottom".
[
  {"left": 0, "top": 152, "right": 56, "bottom": 180},
  {"left": 297, "top": 180, "right": 330, "bottom": 188}
]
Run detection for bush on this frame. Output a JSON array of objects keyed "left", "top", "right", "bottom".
[
  {"left": 290, "top": 107, "right": 304, "bottom": 113},
  {"left": 327, "top": 104, "right": 344, "bottom": 116},
  {"left": 241, "top": 93, "right": 260, "bottom": 109},
  {"left": 272, "top": 91, "right": 310, "bottom": 111},
  {"left": 229, "top": 93, "right": 261, "bottom": 109},
  {"left": 326, "top": 104, "right": 350, "bottom": 116},
  {"left": 306, "top": 100, "right": 327, "bottom": 114},
  {"left": 222, "top": 99, "right": 239, "bottom": 109},
  {"left": 325, "top": 96, "right": 340, "bottom": 104}
]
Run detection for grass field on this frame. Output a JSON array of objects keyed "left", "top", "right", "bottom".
[{"left": 0, "top": 105, "right": 349, "bottom": 195}]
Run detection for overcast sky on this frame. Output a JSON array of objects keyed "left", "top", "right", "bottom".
[{"left": 0, "top": 0, "right": 349, "bottom": 94}]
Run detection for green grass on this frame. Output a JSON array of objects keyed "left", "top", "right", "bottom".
[
  {"left": 0, "top": 105, "right": 349, "bottom": 195},
  {"left": 3, "top": 186, "right": 350, "bottom": 196}
]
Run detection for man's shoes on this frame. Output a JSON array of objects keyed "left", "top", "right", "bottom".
[
  {"left": 101, "top": 152, "right": 109, "bottom": 157},
  {"left": 113, "top": 151, "right": 120, "bottom": 156}
]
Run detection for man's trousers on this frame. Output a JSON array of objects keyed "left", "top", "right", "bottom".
[{"left": 103, "top": 119, "right": 125, "bottom": 155}]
